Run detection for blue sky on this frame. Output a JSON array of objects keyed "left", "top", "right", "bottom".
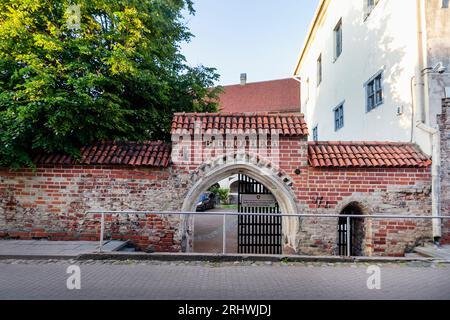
[{"left": 181, "top": 0, "right": 319, "bottom": 86}]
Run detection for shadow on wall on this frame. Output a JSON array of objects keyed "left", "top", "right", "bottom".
[
  {"left": 310, "top": 2, "right": 414, "bottom": 141},
  {"left": 355, "top": 4, "right": 410, "bottom": 131}
]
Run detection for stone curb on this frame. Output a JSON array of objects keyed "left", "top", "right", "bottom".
[
  {"left": 0, "top": 254, "right": 78, "bottom": 260},
  {"left": 75, "top": 252, "right": 450, "bottom": 264},
  {"left": 1, "top": 252, "right": 449, "bottom": 264}
]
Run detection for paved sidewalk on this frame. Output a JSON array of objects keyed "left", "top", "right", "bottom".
[
  {"left": 194, "top": 208, "right": 238, "bottom": 254},
  {"left": 0, "top": 260, "right": 449, "bottom": 300},
  {"left": 0, "top": 240, "right": 126, "bottom": 258}
]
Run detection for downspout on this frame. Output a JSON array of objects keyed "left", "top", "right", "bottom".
[
  {"left": 416, "top": 123, "right": 442, "bottom": 242},
  {"left": 414, "top": 0, "right": 442, "bottom": 243},
  {"left": 414, "top": 0, "right": 426, "bottom": 124}
]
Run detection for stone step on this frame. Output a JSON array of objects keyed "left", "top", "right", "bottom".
[
  {"left": 98, "top": 240, "right": 129, "bottom": 252},
  {"left": 405, "top": 252, "right": 424, "bottom": 259},
  {"left": 414, "top": 245, "right": 450, "bottom": 260}
]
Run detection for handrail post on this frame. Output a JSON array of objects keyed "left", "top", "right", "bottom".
[
  {"left": 346, "top": 216, "right": 351, "bottom": 257},
  {"left": 99, "top": 213, "right": 105, "bottom": 253},
  {"left": 222, "top": 213, "right": 226, "bottom": 254}
]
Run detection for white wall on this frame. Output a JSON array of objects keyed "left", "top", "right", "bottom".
[
  {"left": 425, "top": 0, "right": 450, "bottom": 128},
  {"left": 298, "top": 0, "right": 428, "bottom": 150}
]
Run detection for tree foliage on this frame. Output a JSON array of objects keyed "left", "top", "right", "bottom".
[{"left": 0, "top": 0, "right": 221, "bottom": 168}]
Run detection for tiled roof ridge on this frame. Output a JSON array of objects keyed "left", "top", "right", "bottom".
[
  {"left": 308, "top": 141, "right": 431, "bottom": 168},
  {"left": 308, "top": 141, "right": 416, "bottom": 145},
  {"left": 33, "top": 140, "right": 172, "bottom": 167},
  {"left": 221, "top": 78, "right": 296, "bottom": 87},
  {"left": 171, "top": 113, "right": 309, "bottom": 137},
  {"left": 173, "top": 112, "right": 305, "bottom": 117}
]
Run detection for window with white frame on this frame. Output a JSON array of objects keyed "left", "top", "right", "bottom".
[
  {"left": 365, "top": 71, "right": 383, "bottom": 112},
  {"left": 364, "top": 0, "right": 380, "bottom": 19},
  {"left": 443, "top": 0, "right": 449, "bottom": 8},
  {"left": 334, "top": 103, "right": 344, "bottom": 131},
  {"left": 334, "top": 19, "right": 343, "bottom": 60},
  {"left": 312, "top": 125, "right": 318, "bottom": 141},
  {"left": 317, "top": 54, "right": 322, "bottom": 86}
]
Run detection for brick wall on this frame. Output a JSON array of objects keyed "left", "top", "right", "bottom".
[
  {"left": 439, "top": 99, "right": 450, "bottom": 244},
  {"left": 275, "top": 138, "right": 432, "bottom": 256},
  {"left": 0, "top": 165, "right": 192, "bottom": 252},
  {"left": 0, "top": 135, "right": 434, "bottom": 256}
]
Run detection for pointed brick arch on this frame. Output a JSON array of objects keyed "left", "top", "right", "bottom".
[{"left": 180, "top": 152, "right": 299, "bottom": 253}]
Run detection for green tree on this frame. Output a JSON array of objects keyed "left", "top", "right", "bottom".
[{"left": 0, "top": 0, "right": 221, "bottom": 168}]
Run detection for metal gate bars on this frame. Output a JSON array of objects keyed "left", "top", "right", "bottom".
[{"left": 237, "top": 174, "right": 282, "bottom": 254}]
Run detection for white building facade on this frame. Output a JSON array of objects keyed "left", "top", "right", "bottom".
[{"left": 294, "top": 0, "right": 450, "bottom": 155}]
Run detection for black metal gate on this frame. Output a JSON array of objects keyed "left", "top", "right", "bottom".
[
  {"left": 338, "top": 217, "right": 359, "bottom": 256},
  {"left": 337, "top": 217, "right": 350, "bottom": 256},
  {"left": 237, "top": 174, "right": 282, "bottom": 254}
]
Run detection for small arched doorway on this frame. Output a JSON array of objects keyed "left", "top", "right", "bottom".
[{"left": 337, "top": 202, "right": 366, "bottom": 256}]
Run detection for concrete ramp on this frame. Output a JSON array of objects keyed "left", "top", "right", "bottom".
[
  {"left": 0, "top": 240, "right": 128, "bottom": 258},
  {"left": 414, "top": 244, "right": 450, "bottom": 260}
]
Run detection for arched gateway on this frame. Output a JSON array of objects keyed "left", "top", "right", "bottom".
[
  {"left": 171, "top": 112, "right": 308, "bottom": 254},
  {"left": 180, "top": 153, "right": 299, "bottom": 253}
]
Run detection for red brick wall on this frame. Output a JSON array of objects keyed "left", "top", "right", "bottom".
[
  {"left": 277, "top": 137, "right": 432, "bottom": 256},
  {"left": 0, "top": 165, "right": 186, "bottom": 252},
  {"left": 443, "top": 220, "right": 450, "bottom": 244},
  {"left": 439, "top": 99, "right": 450, "bottom": 244},
  {"left": 0, "top": 135, "right": 434, "bottom": 256}
]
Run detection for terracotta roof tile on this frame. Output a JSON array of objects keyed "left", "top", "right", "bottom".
[
  {"left": 33, "top": 141, "right": 171, "bottom": 167},
  {"left": 171, "top": 112, "right": 308, "bottom": 137},
  {"left": 308, "top": 142, "right": 431, "bottom": 168},
  {"left": 218, "top": 78, "right": 300, "bottom": 113}
]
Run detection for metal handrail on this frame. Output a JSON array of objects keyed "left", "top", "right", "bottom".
[
  {"left": 88, "top": 210, "right": 450, "bottom": 219},
  {"left": 88, "top": 210, "right": 450, "bottom": 257}
]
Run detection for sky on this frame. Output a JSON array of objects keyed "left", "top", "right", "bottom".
[{"left": 181, "top": 0, "right": 320, "bottom": 86}]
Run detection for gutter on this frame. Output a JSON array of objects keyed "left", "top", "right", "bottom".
[
  {"left": 293, "top": 0, "right": 329, "bottom": 75},
  {"left": 414, "top": 0, "right": 442, "bottom": 242},
  {"left": 417, "top": 122, "right": 442, "bottom": 241}
]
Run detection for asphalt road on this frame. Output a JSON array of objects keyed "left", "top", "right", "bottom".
[{"left": 1, "top": 259, "right": 449, "bottom": 300}]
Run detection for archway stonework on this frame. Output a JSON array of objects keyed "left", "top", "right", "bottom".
[{"left": 180, "top": 152, "right": 299, "bottom": 253}]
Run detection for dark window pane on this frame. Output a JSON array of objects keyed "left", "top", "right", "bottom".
[
  {"left": 334, "top": 105, "right": 344, "bottom": 131},
  {"left": 366, "top": 72, "right": 383, "bottom": 111},
  {"left": 368, "top": 96, "right": 374, "bottom": 110},
  {"left": 335, "top": 20, "right": 342, "bottom": 58},
  {"left": 376, "top": 91, "right": 383, "bottom": 104},
  {"left": 368, "top": 82, "right": 374, "bottom": 94}
]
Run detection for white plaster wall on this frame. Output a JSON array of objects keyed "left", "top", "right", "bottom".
[
  {"left": 424, "top": 0, "right": 450, "bottom": 128},
  {"left": 298, "top": 0, "right": 428, "bottom": 151}
]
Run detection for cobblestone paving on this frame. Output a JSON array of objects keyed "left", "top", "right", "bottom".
[{"left": 0, "top": 259, "right": 449, "bottom": 300}]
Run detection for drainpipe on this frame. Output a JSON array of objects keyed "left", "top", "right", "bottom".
[
  {"left": 414, "top": 0, "right": 442, "bottom": 243},
  {"left": 414, "top": 0, "right": 426, "bottom": 124},
  {"left": 416, "top": 123, "right": 442, "bottom": 242}
]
